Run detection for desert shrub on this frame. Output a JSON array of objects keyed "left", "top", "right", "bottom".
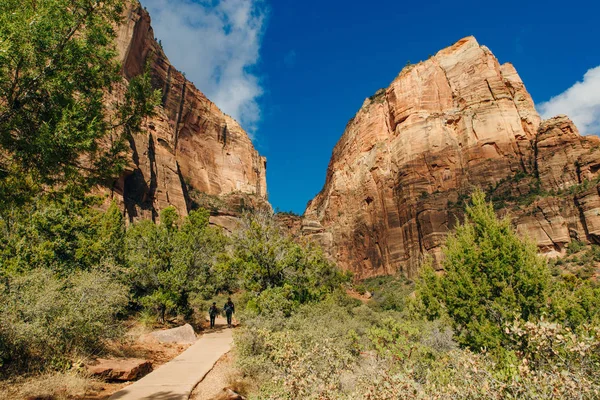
[
  {"left": 236, "top": 294, "right": 460, "bottom": 399},
  {"left": 417, "top": 190, "right": 550, "bottom": 351},
  {"left": 362, "top": 274, "right": 414, "bottom": 312},
  {"left": 505, "top": 318, "right": 600, "bottom": 378},
  {"left": 354, "top": 283, "right": 367, "bottom": 295},
  {"left": 349, "top": 346, "right": 600, "bottom": 399},
  {"left": 568, "top": 239, "right": 585, "bottom": 255},
  {"left": 0, "top": 268, "right": 128, "bottom": 374},
  {"left": 548, "top": 274, "right": 600, "bottom": 328}
]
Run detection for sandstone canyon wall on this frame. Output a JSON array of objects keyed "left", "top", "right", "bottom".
[
  {"left": 305, "top": 36, "right": 600, "bottom": 279},
  {"left": 107, "top": 3, "right": 267, "bottom": 223}
]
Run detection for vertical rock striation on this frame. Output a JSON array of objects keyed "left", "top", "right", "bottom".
[
  {"left": 305, "top": 37, "right": 600, "bottom": 279},
  {"left": 107, "top": 4, "right": 267, "bottom": 222}
]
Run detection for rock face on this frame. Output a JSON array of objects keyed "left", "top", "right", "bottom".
[
  {"left": 107, "top": 3, "right": 267, "bottom": 222},
  {"left": 305, "top": 36, "right": 600, "bottom": 279}
]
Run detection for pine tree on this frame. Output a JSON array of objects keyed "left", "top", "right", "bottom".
[{"left": 418, "top": 189, "right": 550, "bottom": 350}]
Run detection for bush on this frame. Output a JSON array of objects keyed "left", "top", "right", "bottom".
[
  {"left": 235, "top": 294, "right": 461, "bottom": 399},
  {"left": 417, "top": 190, "right": 550, "bottom": 351},
  {"left": 224, "top": 211, "right": 349, "bottom": 315},
  {"left": 0, "top": 269, "right": 128, "bottom": 373},
  {"left": 548, "top": 274, "right": 600, "bottom": 328},
  {"left": 568, "top": 240, "right": 585, "bottom": 255},
  {"left": 362, "top": 275, "right": 413, "bottom": 312},
  {"left": 125, "top": 207, "right": 229, "bottom": 322}
]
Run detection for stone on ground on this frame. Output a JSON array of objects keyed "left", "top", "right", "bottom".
[
  {"left": 211, "top": 388, "right": 246, "bottom": 400},
  {"left": 88, "top": 358, "right": 152, "bottom": 381},
  {"left": 150, "top": 323, "right": 196, "bottom": 344}
]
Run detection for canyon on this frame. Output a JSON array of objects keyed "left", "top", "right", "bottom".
[{"left": 111, "top": 5, "right": 600, "bottom": 280}]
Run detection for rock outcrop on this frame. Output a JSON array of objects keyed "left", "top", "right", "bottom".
[
  {"left": 305, "top": 36, "right": 600, "bottom": 279},
  {"left": 88, "top": 358, "right": 152, "bottom": 381},
  {"left": 107, "top": 3, "right": 267, "bottom": 222}
]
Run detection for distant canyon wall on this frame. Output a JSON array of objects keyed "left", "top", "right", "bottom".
[{"left": 304, "top": 37, "right": 600, "bottom": 279}]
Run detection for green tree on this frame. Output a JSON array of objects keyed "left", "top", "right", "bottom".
[
  {"left": 125, "top": 208, "right": 228, "bottom": 322},
  {"left": 0, "top": 0, "right": 159, "bottom": 206},
  {"left": 417, "top": 190, "right": 550, "bottom": 350},
  {"left": 0, "top": 195, "right": 118, "bottom": 275},
  {"left": 227, "top": 211, "right": 348, "bottom": 315}
]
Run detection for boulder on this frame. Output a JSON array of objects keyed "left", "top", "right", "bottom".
[
  {"left": 150, "top": 323, "right": 197, "bottom": 344},
  {"left": 88, "top": 358, "right": 152, "bottom": 381}
]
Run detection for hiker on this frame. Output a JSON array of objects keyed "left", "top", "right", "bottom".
[
  {"left": 224, "top": 297, "right": 235, "bottom": 327},
  {"left": 209, "top": 302, "right": 219, "bottom": 329}
]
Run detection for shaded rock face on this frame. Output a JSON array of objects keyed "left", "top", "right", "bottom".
[
  {"left": 108, "top": 4, "right": 267, "bottom": 222},
  {"left": 305, "top": 36, "right": 600, "bottom": 279}
]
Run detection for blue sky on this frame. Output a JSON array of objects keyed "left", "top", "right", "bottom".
[{"left": 142, "top": 0, "right": 600, "bottom": 214}]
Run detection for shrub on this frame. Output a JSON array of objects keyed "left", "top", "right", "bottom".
[
  {"left": 0, "top": 269, "right": 128, "bottom": 373},
  {"left": 548, "top": 274, "right": 600, "bottom": 329},
  {"left": 235, "top": 294, "right": 461, "bottom": 399},
  {"left": 568, "top": 239, "right": 585, "bottom": 255},
  {"left": 224, "top": 211, "right": 348, "bottom": 314},
  {"left": 362, "top": 275, "right": 413, "bottom": 312},
  {"left": 417, "top": 189, "right": 550, "bottom": 351}
]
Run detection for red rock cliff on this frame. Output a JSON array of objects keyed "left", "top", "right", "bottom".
[
  {"left": 108, "top": 3, "right": 267, "bottom": 221},
  {"left": 305, "top": 37, "right": 600, "bottom": 279}
]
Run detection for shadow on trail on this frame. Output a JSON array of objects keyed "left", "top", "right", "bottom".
[{"left": 202, "top": 323, "right": 237, "bottom": 334}]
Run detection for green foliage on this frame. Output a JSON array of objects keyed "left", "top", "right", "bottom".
[
  {"left": 238, "top": 290, "right": 600, "bottom": 399},
  {"left": 548, "top": 274, "right": 600, "bottom": 329},
  {"left": 224, "top": 212, "right": 348, "bottom": 316},
  {"left": 0, "top": 196, "right": 125, "bottom": 275},
  {"left": 236, "top": 295, "right": 463, "bottom": 399},
  {"left": 0, "top": 268, "right": 128, "bottom": 373},
  {"left": 361, "top": 274, "right": 414, "bottom": 312},
  {"left": 125, "top": 208, "right": 228, "bottom": 322},
  {"left": 567, "top": 239, "right": 585, "bottom": 255},
  {"left": 417, "top": 189, "right": 550, "bottom": 350},
  {"left": 0, "top": 0, "right": 160, "bottom": 206}
]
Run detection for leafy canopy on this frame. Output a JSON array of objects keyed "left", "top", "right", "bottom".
[
  {"left": 0, "top": 0, "right": 159, "bottom": 206},
  {"left": 226, "top": 211, "right": 349, "bottom": 316}
]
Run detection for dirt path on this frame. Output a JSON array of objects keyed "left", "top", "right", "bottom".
[
  {"left": 108, "top": 318, "right": 233, "bottom": 400},
  {"left": 190, "top": 352, "right": 235, "bottom": 400}
]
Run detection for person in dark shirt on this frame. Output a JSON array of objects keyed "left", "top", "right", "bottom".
[
  {"left": 223, "top": 297, "right": 235, "bottom": 327},
  {"left": 208, "top": 302, "right": 219, "bottom": 329}
]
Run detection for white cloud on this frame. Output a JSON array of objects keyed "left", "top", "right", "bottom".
[
  {"left": 537, "top": 66, "right": 600, "bottom": 135},
  {"left": 141, "top": 0, "right": 267, "bottom": 132}
]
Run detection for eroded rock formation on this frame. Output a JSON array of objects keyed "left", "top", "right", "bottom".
[
  {"left": 107, "top": 4, "right": 267, "bottom": 222},
  {"left": 305, "top": 36, "right": 600, "bottom": 279}
]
